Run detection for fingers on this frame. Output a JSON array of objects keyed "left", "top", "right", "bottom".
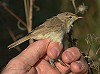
[
  {"left": 47, "top": 45, "right": 88, "bottom": 74},
  {"left": 1, "top": 39, "right": 51, "bottom": 74},
  {"left": 36, "top": 59, "right": 60, "bottom": 74},
  {"left": 70, "top": 60, "right": 88, "bottom": 74},
  {"left": 2, "top": 40, "right": 62, "bottom": 74},
  {"left": 11, "top": 39, "right": 50, "bottom": 67},
  {"left": 47, "top": 42, "right": 63, "bottom": 59},
  {"left": 62, "top": 47, "right": 81, "bottom": 64},
  {"left": 56, "top": 47, "right": 88, "bottom": 74},
  {"left": 55, "top": 62, "right": 70, "bottom": 74}
]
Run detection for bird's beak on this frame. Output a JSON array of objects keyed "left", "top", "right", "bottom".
[
  {"left": 78, "top": 17, "right": 83, "bottom": 19},
  {"left": 75, "top": 16, "right": 83, "bottom": 20}
]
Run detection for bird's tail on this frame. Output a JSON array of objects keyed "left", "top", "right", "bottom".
[{"left": 8, "top": 35, "right": 30, "bottom": 49}]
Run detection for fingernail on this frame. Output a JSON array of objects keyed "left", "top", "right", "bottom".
[
  {"left": 51, "top": 47, "right": 59, "bottom": 58},
  {"left": 75, "top": 61, "right": 82, "bottom": 69},
  {"left": 65, "top": 51, "right": 74, "bottom": 63}
]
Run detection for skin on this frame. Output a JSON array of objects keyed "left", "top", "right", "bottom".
[{"left": 1, "top": 39, "right": 88, "bottom": 74}]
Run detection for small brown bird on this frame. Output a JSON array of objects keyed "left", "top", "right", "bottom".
[{"left": 8, "top": 12, "right": 82, "bottom": 49}]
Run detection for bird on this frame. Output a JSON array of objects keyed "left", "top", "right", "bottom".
[
  {"left": 8, "top": 12, "right": 82, "bottom": 49},
  {"left": 8, "top": 12, "right": 83, "bottom": 66}
]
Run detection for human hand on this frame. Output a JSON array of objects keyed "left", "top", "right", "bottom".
[{"left": 1, "top": 39, "right": 88, "bottom": 74}]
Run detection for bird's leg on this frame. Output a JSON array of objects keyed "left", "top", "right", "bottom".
[
  {"left": 49, "top": 58, "right": 55, "bottom": 67},
  {"left": 49, "top": 52, "right": 68, "bottom": 67},
  {"left": 54, "top": 50, "right": 69, "bottom": 67}
]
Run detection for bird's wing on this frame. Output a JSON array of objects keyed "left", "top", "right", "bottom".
[
  {"left": 8, "top": 17, "right": 65, "bottom": 49},
  {"left": 31, "top": 16, "right": 65, "bottom": 35}
]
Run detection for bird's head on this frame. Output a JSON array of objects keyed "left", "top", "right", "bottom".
[{"left": 57, "top": 12, "right": 83, "bottom": 32}]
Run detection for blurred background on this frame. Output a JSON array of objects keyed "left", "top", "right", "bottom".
[{"left": 0, "top": 0, "right": 100, "bottom": 73}]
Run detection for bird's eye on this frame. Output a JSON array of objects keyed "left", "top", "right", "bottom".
[{"left": 69, "top": 16, "right": 72, "bottom": 19}]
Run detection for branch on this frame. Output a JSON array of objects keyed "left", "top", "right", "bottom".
[
  {"left": 28, "top": 0, "right": 34, "bottom": 43},
  {"left": 24, "top": 0, "right": 29, "bottom": 30},
  {"left": 0, "top": 2, "right": 27, "bottom": 29},
  {"left": 28, "top": 0, "right": 33, "bottom": 33}
]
